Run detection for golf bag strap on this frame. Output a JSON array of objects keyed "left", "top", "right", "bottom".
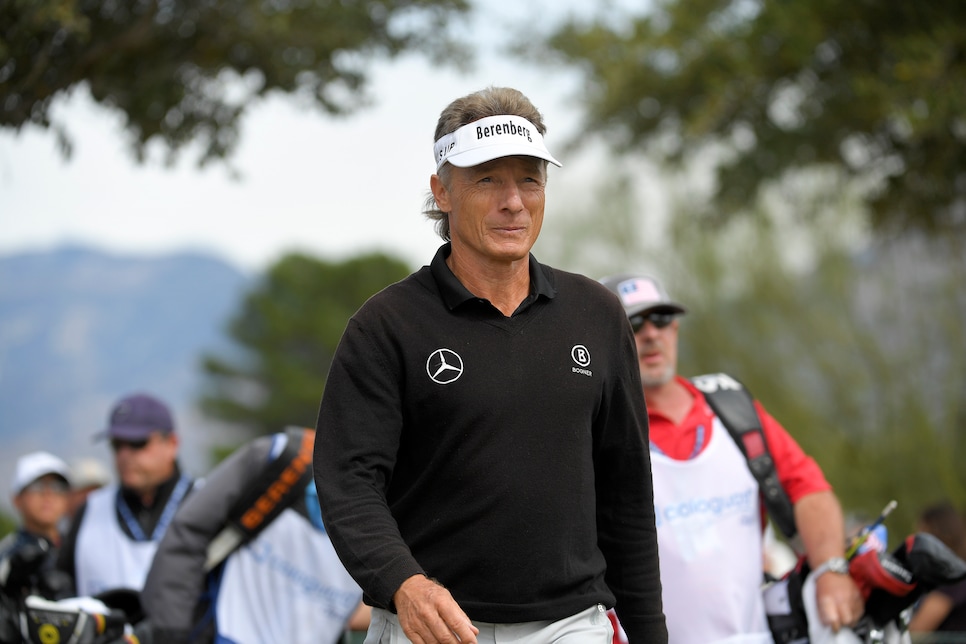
[
  {"left": 690, "top": 373, "right": 797, "bottom": 539},
  {"left": 205, "top": 427, "right": 315, "bottom": 571}
]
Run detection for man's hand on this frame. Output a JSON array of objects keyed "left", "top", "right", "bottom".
[
  {"left": 393, "top": 574, "right": 480, "bottom": 643},
  {"left": 814, "top": 570, "right": 864, "bottom": 632},
  {"left": 793, "top": 492, "right": 865, "bottom": 632}
]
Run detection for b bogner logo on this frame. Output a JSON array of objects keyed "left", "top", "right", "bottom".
[
  {"left": 427, "top": 348, "right": 464, "bottom": 385},
  {"left": 571, "top": 345, "right": 592, "bottom": 377},
  {"left": 476, "top": 120, "right": 532, "bottom": 143}
]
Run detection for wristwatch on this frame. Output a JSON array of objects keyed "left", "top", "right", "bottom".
[{"left": 814, "top": 556, "right": 850, "bottom": 577}]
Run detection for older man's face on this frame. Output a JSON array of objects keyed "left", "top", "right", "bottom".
[{"left": 433, "top": 156, "right": 547, "bottom": 267}]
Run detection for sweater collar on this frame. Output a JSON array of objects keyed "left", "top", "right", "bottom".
[{"left": 429, "top": 243, "right": 556, "bottom": 312}]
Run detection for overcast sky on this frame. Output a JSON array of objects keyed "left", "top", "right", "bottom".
[{"left": 0, "top": 1, "right": 630, "bottom": 275}]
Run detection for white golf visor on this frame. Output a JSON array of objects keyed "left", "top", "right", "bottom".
[{"left": 433, "top": 115, "right": 562, "bottom": 171}]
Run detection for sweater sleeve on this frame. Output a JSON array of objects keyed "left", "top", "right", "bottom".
[
  {"left": 314, "top": 319, "right": 424, "bottom": 610},
  {"left": 596, "top": 316, "right": 668, "bottom": 643}
]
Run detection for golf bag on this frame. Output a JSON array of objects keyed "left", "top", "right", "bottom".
[
  {"left": 0, "top": 536, "right": 142, "bottom": 644},
  {"left": 765, "top": 530, "right": 966, "bottom": 643}
]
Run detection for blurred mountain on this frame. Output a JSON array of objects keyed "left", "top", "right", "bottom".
[{"left": 0, "top": 246, "right": 252, "bottom": 509}]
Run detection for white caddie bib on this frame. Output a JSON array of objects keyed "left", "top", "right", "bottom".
[
  {"left": 650, "top": 417, "right": 772, "bottom": 644},
  {"left": 214, "top": 508, "right": 362, "bottom": 644},
  {"left": 74, "top": 485, "right": 158, "bottom": 596}
]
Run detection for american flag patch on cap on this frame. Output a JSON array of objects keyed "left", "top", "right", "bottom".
[{"left": 617, "top": 278, "right": 661, "bottom": 308}]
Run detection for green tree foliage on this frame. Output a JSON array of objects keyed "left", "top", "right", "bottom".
[
  {"left": 535, "top": 0, "right": 966, "bottom": 234},
  {"left": 540, "top": 169, "right": 966, "bottom": 534},
  {"left": 198, "top": 251, "right": 412, "bottom": 443},
  {"left": 0, "top": 0, "right": 469, "bottom": 163},
  {"left": 674, "top": 228, "right": 966, "bottom": 533},
  {"left": 0, "top": 509, "right": 16, "bottom": 539}
]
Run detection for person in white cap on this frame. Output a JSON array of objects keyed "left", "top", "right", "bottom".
[
  {"left": 599, "top": 273, "right": 864, "bottom": 644},
  {"left": 56, "top": 392, "right": 195, "bottom": 597},
  {"left": 314, "top": 87, "right": 667, "bottom": 644},
  {"left": 0, "top": 451, "right": 72, "bottom": 597}
]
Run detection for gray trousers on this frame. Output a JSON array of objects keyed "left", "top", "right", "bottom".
[{"left": 363, "top": 603, "right": 613, "bottom": 643}]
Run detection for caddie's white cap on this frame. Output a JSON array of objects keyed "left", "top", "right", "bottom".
[
  {"left": 434, "top": 114, "right": 562, "bottom": 171},
  {"left": 11, "top": 451, "right": 72, "bottom": 495}
]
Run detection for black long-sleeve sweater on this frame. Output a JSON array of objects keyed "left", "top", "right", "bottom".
[{"left": 314, "top": 244, "right": 667, "bottom": 642}]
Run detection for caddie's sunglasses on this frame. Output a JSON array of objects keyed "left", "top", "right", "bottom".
[
  {"left": 23, "top": 479, "right": 69, "bottom": 494},
  {"left": 110, "top": 438, "right": 151, "bottom": 452},
  {"left": 629, "top": 311, "right": 676, "bottom": 333}
]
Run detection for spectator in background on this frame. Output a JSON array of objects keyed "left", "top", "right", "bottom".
[
  {"left": 56, "top": 392, "right": 195, "bottom": 596},
  {"left": 908, "top": 501, "right": 966, "bottom": 634},
  {"left": 600, "top": 273, "right": 862, "bottom": 643},
  {"left": 0, "top": 451, "right": 73, "bottom": 598},
  {"left": 66, "top": 458, "right": 112, "bottom": 520}
]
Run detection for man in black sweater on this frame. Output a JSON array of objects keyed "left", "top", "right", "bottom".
[{"left": 314, "top": 87, "right": 667, "bottom": 644}]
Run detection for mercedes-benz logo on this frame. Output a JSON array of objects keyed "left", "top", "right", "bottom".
[{"left": 427, "top": 348, "right": 464, "bottom": 385}]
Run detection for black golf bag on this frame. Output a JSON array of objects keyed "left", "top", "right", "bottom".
[
  {"left": 0, "top": 536, "right": 141, "bottom": 644},
  {"left": 766, "top": 531, "right": 966, "bottom": 644}
]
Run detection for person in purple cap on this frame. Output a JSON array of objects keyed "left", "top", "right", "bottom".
[
  {"left": 314, "top": 87, "right": 666, "bottom": 644},
  {"left": 56, "top": 392, "right": 195, "bottom": 597}
]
